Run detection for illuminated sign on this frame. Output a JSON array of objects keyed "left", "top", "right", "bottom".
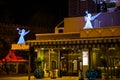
[
  {"left": 11, "top": 44, "right": 29, "bottom": 50},
  {"left": 82, "top": 51, "right": 88, "bottom": 65}
]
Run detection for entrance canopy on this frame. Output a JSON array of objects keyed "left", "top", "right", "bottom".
[{"left": 0, "top": 44, "right": 29, "bottom": 63}]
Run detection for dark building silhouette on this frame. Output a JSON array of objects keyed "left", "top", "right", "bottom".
[{"left": 68, "top": 0, "right": 96, "bottom": 16}]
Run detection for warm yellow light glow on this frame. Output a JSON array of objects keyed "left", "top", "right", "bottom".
[
  {"left": 82, "top": 51, "right": 88, "bottom": 66},
  {"left": 11, "top": 44, "right": 29, "bottom": 50}
]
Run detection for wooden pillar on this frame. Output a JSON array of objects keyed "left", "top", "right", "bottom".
[{"left": 28, "top": 52, "right": 31, "bottom": 80}]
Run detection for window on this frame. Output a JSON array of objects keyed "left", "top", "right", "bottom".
[{"left": 58, "top": 29, "right": 63, "bottom": 33}]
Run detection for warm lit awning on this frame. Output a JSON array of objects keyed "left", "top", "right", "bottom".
[{"left": 26, "top": 37, "right": 120, "bottom": 49}]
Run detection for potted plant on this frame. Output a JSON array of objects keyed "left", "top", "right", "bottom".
[
  {"left": 86, "top": 69, "right": 97, "bottom": 80},
  {"left": 33, "top": 57, "right": 44, "bottom": 79}
]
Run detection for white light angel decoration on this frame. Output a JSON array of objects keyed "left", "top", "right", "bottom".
[
  {"left": 17, "top": 27, "right": 30, "bottom": 44},
  {"left": 84, "top": 11, "right": 101, "bottom": 29}
]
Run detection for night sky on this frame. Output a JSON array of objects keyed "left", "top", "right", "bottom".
[{"left": 0, "top": 0, "right": 68, "bottom": 28}]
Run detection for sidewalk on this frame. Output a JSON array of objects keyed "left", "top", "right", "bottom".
[
  {"left": 0, "top": 76, "right": 120, "bottom": 80},
  {"left": 0, "top": 76, "right": 80, "bottom": 80}
]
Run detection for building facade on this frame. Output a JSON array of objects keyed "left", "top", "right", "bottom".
[{"left": 26, "top": 12, "right": 120, "bottom": 78}]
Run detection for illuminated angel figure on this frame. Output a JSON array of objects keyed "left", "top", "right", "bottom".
[
  {"left": 84, "top": 11, "right": 101, "bottom": 29},
  {"left": 17, "top": 27, "right": 30, "bottom": 44}
]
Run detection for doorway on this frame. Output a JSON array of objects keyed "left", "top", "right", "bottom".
[{"left": 60, "top": 49, "right": 81, "bottom": 76}]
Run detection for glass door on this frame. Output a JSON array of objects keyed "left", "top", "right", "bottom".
[{"left": 60, "top": 49, "right": 81, "bottom": 76}]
